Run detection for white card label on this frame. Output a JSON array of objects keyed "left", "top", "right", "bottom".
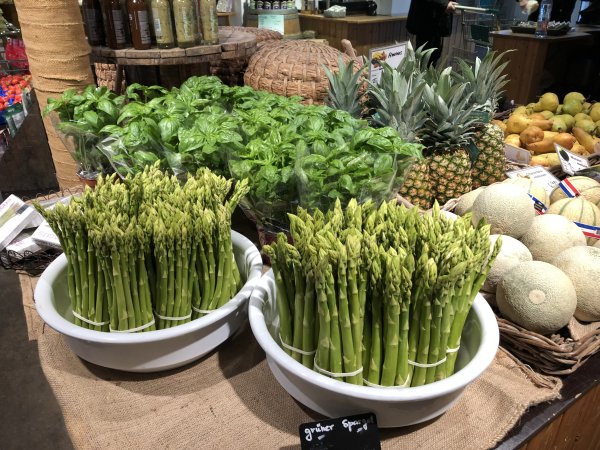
[
  {"left": 556, "top": 143, "right": 590, "bottom": 175},
  {"left": 505, "top": 166, "right": 560, "bottom": 194},
  {"left": 504, "top": 144, "right": 531, "bottom": 164},
  {"left": 368, "top": 42, "right": 408, "bottom": 85}
]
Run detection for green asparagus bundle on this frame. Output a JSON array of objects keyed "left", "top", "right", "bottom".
[
  {"left": 36, "top": 163, "right": 249, "bottom": 333},
  {"left": 264, "top": 199, "right": 500, "bottom": 387}
]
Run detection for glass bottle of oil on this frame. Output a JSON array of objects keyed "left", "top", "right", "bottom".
[
  {"left": 150, "top": 0, "right": 176, "bottom": 48},
  {"left": 172, "top": 0, "right": 199, "bottom": 48}
]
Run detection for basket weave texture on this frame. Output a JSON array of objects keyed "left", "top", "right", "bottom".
[
  {"left": 210, "top": 26, "right": 282, "bottom": 86},
  {"left": 243, "top": 40, "right": 352, "bottom": 104},
  {"left": 496, "top": 315, "right": 600, "bottom": 375},
  {"left": 94, "top": 63, "right": 126, "bottom": 92}
]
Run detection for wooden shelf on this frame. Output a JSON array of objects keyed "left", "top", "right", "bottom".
[{"left": 90, "top": 29, "right": 256, "bottom": 66}]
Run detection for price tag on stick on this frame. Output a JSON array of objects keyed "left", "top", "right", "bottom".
[
  {"left": 555, "top": 143, "right": 590, "bottom": 175},
  {"left": 299, "top": 413, "right": 381, "bottom": 450}
]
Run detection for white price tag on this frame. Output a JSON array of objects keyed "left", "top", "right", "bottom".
[
  {"left": 506, "top": 166, "right": 560, "bottom": 194},
  {"left": 504, "top": 143, "right": 531, "bottom": 164},
  {"left": 556, "top": 143, "right": 590, "bottom": 175},
  {"left": 368, "top": 42, "right": 408, "bottom": 85}
]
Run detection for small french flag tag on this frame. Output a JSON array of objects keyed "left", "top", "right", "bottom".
[
  {"left": 574, "top": 222, "right": 600, "bottom": 240},
  {"left": 559, "top": 179, "right": 581, "bottom": 198},
  {"left": 527, "top": 194, "right": 547, "bottom": 215}
]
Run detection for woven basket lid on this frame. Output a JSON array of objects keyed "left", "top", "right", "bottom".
[
  {"left": 220, "top": 26, "right": 282, "bottom": 44},
  {"left": 243, "top": 40, "right": 352, "bottom": 104}
]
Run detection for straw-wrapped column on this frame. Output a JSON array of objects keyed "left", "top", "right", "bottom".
[{"left": 14, "top": 0, "right": 94, "bottom": 188}]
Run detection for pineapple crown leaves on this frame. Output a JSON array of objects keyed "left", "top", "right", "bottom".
[
  {"left": 419, "top": 68, "right": 479, "bottom": 151},
  {"left": 453, "top": 50, "right": 512, "bottom": 122},
  {"left": 323, "top": 56, "right": 367, "bottom": 119},
  {"left": 367, "top": 62, "right": 427, "bottom": 143}
]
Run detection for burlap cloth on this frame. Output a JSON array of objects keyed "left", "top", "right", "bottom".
[{"left": 36, "top": 321, "right": 562, "bottom": 450}]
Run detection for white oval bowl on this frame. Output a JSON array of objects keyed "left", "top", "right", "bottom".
[
  {"left": 249, "top": 270, "right": 499, "bottom": 428},
  {"left": 35, "top": 231, "right": 263, "bottom": 372}
]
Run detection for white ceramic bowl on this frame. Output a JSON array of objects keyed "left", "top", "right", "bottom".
[
  {"left": 35, "top": 231, "right": 263, "bottom": 372},
  {"left": 249, "top": 270, "right": 499, "bottom": 428}
]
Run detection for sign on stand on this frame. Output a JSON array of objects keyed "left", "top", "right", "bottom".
[
  {"left": 368, "top": 42, "right": 408, "bottom": 85},
  {"left": 258, "top": 14, "right": 284, "bottom": 34},
  {"left": 555, "top": 143, "right": 591, "bottom": 176}
]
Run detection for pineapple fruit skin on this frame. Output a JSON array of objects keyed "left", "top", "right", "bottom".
[
  {"left": 429, "top": 148, "right": 473, "bottom": 205},
  {"left": 398, "top": 161, "right": 432, "bottom": 209},
  {"left": 471, "top": 122, "right": 506, "bottom": 189}
]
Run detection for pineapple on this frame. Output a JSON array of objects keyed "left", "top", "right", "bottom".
[
  {"left": 324, "top": 56, "right": 366, "bottom": 118},
  {"left": 471, "top": 122, "right": 505, "bottom": 188},
  {"left": 454, "top": 51, "right": 510, "bottom": 188},
  {"left": 369, "top": 42, "right": 432, "bottom": 207},
  {"left": 398, "top": 161, "right": 432, "bottom": 209},
  {"left": 420, "top": 68, "right": 478, "bottom": 205}
]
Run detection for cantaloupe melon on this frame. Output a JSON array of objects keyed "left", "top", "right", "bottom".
[
  {"left": 551, "top": 246, "right": 600, "bottom": 322},
  {"left": 482, "top": 235, "right": 533, "bottom": 293},
  {"left": 546, "top": 197, "right": 600, "bottom": 244},
  {"left": 454, "top": 187, "right": 485, "bottom": 216},
  {"left": 549, "top": 176, "right": 600, "bottom": 206},
  {"left": 520, "top": 214, "right": 586, "bottom": 262},
  {"left": 471, "top": 184, "right": 535, "bottom": 238},
  {"left": 503, "top": 177, "right": 550, "bottom": 207},
  {"left": 497, "top": 261, "right": 577, "bottom": 335}
]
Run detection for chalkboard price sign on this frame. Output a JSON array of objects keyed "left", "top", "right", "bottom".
[{"left": 298, "top": 412, "right": 381, "bottom": 450}]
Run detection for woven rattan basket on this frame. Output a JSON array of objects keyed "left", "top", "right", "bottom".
[
  {"left": 210, "top": 26, "right": 282, "bottom": 86},
  {"left": 496, "top": 314, "right": 600, "bottom": 375},
  {"left": 243, "top": 39, "right": 353, "bottom": 104},
  {"left": 94, "top": 63, "right": 126, "bottom": 92}
]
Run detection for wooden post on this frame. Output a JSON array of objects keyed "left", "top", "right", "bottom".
[{"left": 13, "top": 0, "right": 94, "bottom": 188}]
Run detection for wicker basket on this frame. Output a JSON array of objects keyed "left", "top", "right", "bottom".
[
  {"left": 243, "top": 40, "right": 353, "bottom": 104},
  {"left": 94, "top": 63, "right": 126, "bottom": 92},
  {"left": 210, "top": 26, "right": 282, "bottom": 86},
  {"left": 496, "top": 315, "right": 600, "bottom": 375}
]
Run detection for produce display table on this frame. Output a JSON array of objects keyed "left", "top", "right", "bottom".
[
  {"left": 298, "top": 13, "right": 409, "bottom": 56},
  {"left": 491, "top": 30, "right": 594, "bottom": 106},
  {"left": 4, "top": 203, "right": 599, "bottom": 449},
  {"left": 89, "top": 29, "right": 257, "bottom": 91}
]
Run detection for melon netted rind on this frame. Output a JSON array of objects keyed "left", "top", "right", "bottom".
[
  {"left": 520, "top": 214, "right": 587, "bottom": 263},
  {"left": 503, "top": 177, "right": 550, "bottom": 207},
  {"left": 471, "top": 184, "right": 535, "bottom": 238},
  {"left": 454, "top": 187, "right": 485, "bottom": 217},
  {"left": 546, "top": 196, "right": 600, "bottom": 245},
  {"left": 497, "top": 261, "right": 577, "bottom": 335},
  {"left": 551, "top": 246, "right": 600, "bottom": 322},
  {"left": 549, "top": 176, "right": 600, "bottom": 206},
  {"left": 482, "top": 235, "right": 533, "bottom": 294}
]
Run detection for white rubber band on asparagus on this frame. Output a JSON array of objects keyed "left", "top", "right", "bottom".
[
  {"left": 191, "top": 305, "right": 213, "bottom": 314},
  {"left": 109, "top": 318, "right": 155, "bottom": 333},
  {"left": 72, "top": 310, "right": 109, "bottom": 327},
  {"left": 154, "top": 311, "right": 192, "bottom": 321},
  {"left": 313, "top": 358, "right": 363, "bottom": 378},
  {"left": 362, "top": 378, "right": 410, "bottom": 388},
  {"left": 408, "top": 356, "right": 447, "bottom": 368},
  {"left": 279, "top": 334, "right": 316, "bottom": 356},
  {"left": 446, "top": 345, "right": 460, "bottom": 354}
]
